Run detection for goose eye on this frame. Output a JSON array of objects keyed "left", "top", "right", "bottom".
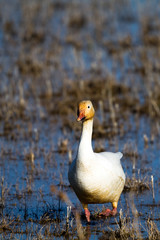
[{"left": 88, "top": 105, "right": 90, "bottom": 108}]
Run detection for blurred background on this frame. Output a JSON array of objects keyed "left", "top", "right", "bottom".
[{"left": 0, "top": 0, "right": 160, "bottom": 239}]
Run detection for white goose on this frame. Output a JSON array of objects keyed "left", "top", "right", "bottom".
[{"left": 68, "top": 100, "right": 125, "bottom": 222}]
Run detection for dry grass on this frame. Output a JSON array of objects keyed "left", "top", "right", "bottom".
[
  {"left": 0, "top": 0, "right": 160, "bottom": 239},
  {"left": 124, "top": 177, "right": 150, "bottom": 192}
]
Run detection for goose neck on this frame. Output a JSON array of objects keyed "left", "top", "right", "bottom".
[{"left": 78, "top": 118, "right": 93, "bottom": 155}]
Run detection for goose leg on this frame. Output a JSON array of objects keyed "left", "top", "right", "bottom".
[
  {"left": 71, "top": 205, "right": 90, "bottom": 222},
  {"left": 83, "top": 204, "right": 90, "bottom": 222},
  {"left": 99, "top": 202, "right": 118, "bottom": 217},
  {"left": 84, "top": 208, "right": 91, "bottom": 222}
]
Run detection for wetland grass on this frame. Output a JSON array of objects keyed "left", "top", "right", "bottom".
[{"left": 0, "top": 0, "right": 160, "bottom": 239}]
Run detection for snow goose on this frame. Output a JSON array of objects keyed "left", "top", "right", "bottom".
[{"left": 68, "top": 100, "right": 125, "bottom": 222}]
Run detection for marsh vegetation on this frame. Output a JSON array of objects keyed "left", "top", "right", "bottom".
[{"left": 0, "top": 0, "right": 160, "bottom": 239}]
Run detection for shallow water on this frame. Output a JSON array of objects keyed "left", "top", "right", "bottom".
[{"left": 0, "top": 0, "right": 160, "bottom": 239}]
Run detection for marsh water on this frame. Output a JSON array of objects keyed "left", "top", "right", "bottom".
[{"left": 0, "top": 0, "right": 160, "bottom": 239}]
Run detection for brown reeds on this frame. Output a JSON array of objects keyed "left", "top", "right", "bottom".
[
  {"left": 50, "top": 185, "right": 85, "bottom": 240},
  {"left": 0, "top": 0, "right": 160, "bottom": 239}
]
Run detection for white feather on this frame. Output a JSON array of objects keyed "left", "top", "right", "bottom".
[{"left": 68, "top": 102, "right": 125, "bottom": 207}]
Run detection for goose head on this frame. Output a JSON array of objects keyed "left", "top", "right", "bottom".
[{"left": 77, "top": 100, "right": 95, "bottom": 122}]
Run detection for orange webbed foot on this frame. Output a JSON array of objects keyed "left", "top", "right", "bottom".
[{"left": 99, "top": 208, "right": 117, "bottom": 217}]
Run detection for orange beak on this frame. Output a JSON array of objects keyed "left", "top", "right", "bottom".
[{"left": 77, "top": 109, "right": 85, "bottom": 121}]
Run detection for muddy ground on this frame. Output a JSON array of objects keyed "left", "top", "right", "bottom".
[{"left": 0, "top": 0, "right": 160, "bottom": 239}]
